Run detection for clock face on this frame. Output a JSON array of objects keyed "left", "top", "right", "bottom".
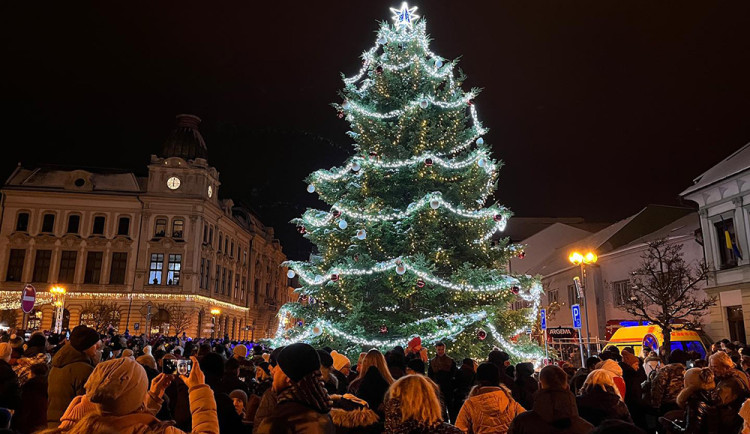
[
  {"left": 208, "top": 185, "right": 213, "bottom": 198},
  {"left": 167, "top": 176, "right": 181, "bottom": 190}
]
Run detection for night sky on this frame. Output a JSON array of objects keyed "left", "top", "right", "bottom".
[{"left": 2, "top": 1, "right": 750, "bottom": 259}]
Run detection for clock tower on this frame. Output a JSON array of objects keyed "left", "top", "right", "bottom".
[{"left": 146, "top": 114, "right": 220, "bottom": 200}]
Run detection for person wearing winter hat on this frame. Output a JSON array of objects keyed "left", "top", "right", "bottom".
[
  {"left": 57, "top": 356, "right": 219, "bottom": 433},
  {"left": 121, "top": 348, "right": 135, "bottom": 359},
  {"left": 660, "top": 367, "right": 716, "bottom": 433},
  {"left": 456, "top": 362, "right": 524, "bottom": 434},
  {"left": 595, "top": 358, "right": 627, "bottom": 398},
  {"left": 406, "top": 358, "right": 426, "bottom": 375},
  {"left": 46, "top": 325, "right": 101, "bottom": 428},
  {"left": 330, "top": 350, "right": 351, "bottom": 393},
  {"left": 576, "top": 369, "right": 632, "bottom": 426},
  {"left": 232, "top": 344, "right": 255, "bottom": 382},
  {"left": 229, "top": 389, "right": 249, "bottom": 419},
  {"left": 488, "top": 349, "right": 515, "bottom": 389},
  {"left": 252, "top": 346, "right": 285, "bottom": 434},
  {"left": 256, "top": 343, "right": 335, "bottom": 434},
  {"left": 318, "top": 349, "right": 342, "bottom": 395}
]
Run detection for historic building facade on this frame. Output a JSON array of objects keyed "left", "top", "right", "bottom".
[{"left": 0, "top": 114, "right": 293, "bottom": 340}]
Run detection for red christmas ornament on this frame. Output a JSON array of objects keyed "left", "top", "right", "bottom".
[
  {"left": 354, "top": 255, "right": 359, "bottom": 262},
  {"left": 376, "top": 66, "right": 383, "bottom": 75},
  {"left": 518, "top": 250, "right": 526, "bottom": 259},
  {"left": 468, "top": 99, "right": 474, "bottom": 106},
  {"left": 298, "top": 226, "right": 306, "bottom": 234},
  {"left": 369, "top": 151, "right": 379, "bottom": 159},
  {"left": 380, "top": 325, "right": 388, "bottom": 334},
  {"left": 416, "top": 279, "right": 425, "bottom": 288},
  {"left": 511, "top": 286, "right": 520, "bottom": 294},
  {"left": 477, "top": 329, "right": 487, "bottom": 341},
  {"left": 337, "top": 112, "right": 344, "bottom": 119},
  {"left": 425, "top": 158, "right": 433, "bottom": 167},
  {"left": 331, "top": 274, "right": 339, "bottom": 282},
  {"left": 333, "top": 210, "right": 341, "bottom": 217},
  {"left": 493, "top": 214, "right": 503, "bottom": 222}
]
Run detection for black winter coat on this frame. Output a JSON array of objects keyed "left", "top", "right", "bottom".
[
  {"left": 576, "top": 387, "right": 632, "bottom": 426},
  {"left": 0, "top": 359, "right": 20, "bottom": 410},
  {"left": 511, "top": 376, "right": 538, "bottom": 410},
  {"left": 620, "top": 361, "right": 647, "bottom": 427},
  {"left": 508, "top": 388, "right": 593, "bottom": 434},
  {"left": 255, "top": 400, "right": 335, "bottom": 434},
  {"left": 11, "top": 375, "right": 47, "bottom": 434}
]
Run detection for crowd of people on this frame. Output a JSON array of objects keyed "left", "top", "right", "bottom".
[{"left": 0, "top": 326, "right": 749, "bottom": 433}]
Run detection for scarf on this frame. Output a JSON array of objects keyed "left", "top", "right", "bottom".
[{"left": 278, "top": 370, "right": 333, "bottom": 414}]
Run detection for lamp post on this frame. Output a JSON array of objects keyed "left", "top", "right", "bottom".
[
  {"left": 49, "top": 285, "right": 66, "bottom": 334},
  {"left": 210, "top": 308, "right": 221, "bottom": 339},
  {"left": 568, "top": 251, "right": 597, "bottom": 359}
]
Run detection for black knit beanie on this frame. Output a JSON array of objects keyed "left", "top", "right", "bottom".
[
  {"left": 277, "top": 343, "right": 320, "bottom": 382},
  {"left": 476, "top": 362, "right": 500, "bottom": 386},
  {"left": 70, "top": 325, "right": 100, "bottom": 352},
  {"left": 317, "top": 349, "right": 334, "bottom": 368}
]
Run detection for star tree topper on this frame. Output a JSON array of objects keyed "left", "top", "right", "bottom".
[{"left": 390, "top": 2, "right": 419, "bottom": 29}]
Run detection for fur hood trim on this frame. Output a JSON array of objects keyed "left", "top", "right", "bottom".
[{"left": 330, "top": 407, "right": 380, "bottom": 428}]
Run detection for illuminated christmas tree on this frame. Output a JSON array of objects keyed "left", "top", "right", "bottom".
[{"left": 274, "top": 3, "right": 543, "bottom": 360}]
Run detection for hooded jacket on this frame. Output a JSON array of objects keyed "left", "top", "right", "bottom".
[
  {"left": 455, "top": 386, "right": 524, "bottom": 434},
  {"left": 511, "top": 364, "right": 538, "bottom": 410},
  {"left": 47, "top": 343, "right": 96, "bottom": 427},
  {"left": 575, "top": 386, "right": 632, "bottom": 426},
  {"left": 508, "top": 388, "right": 593, "bottom": 434}
]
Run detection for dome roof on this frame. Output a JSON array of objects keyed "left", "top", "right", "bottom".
[{"left": 160, "top": 114, "right": 208, "bottom": 161}]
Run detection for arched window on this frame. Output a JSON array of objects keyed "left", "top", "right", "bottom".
[
  {"left": 66, "top": 214, "right": 80, "bottom": 234},
  {"left": 15, "top": 212, "right": 29, "bottom": 232},
  {"left": 154, "top": 218, "right": 167, "bottom": 237},
  {"left": 150, "top": 308, "right": 170, "bottom": 335},
  {"left": 92, "top": 216, "right": 106, "bottom": 236},
  {"left": 172, "top": 219, "right": 184, "bottom": 239},
  {"left": 26, "top": 309, "right": 42, "bottom": 331}
]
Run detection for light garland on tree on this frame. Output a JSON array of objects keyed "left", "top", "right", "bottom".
[
  {"left": 343, "top": 92, "right": 475, "bottom": 120},
  {"left": 300, "top": 192, "right": 508, "bottom": 226}
]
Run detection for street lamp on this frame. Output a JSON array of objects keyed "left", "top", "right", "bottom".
[
  {"left": 210, "top": 308, "right": 221, "bottom": 339},
  {"left": 568, "top": 250, "right": 597, "bottom": 359},
  {"left": 49, "top": 285, "right": 66, "bottom": 334}
]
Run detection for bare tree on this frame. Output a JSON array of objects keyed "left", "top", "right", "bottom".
[
  {"left": 166, "top": 305, "right": 194, "bottom": 336},
  {"left": 81, "top": 301, "right": 120, "bottom": 334},
  {"left": 624, "top": 239, "right": 715, "bottom": 355}
]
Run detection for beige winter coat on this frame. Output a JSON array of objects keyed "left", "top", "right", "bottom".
[
  {"left": 455, "top": 386, "right": 525, "bottom": 434},
  {"left": 48, "top": 384, "right": 218, "bottom": 434}
]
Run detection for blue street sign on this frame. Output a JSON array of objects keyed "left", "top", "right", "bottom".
[
  {"left": 571, "top": 304, "right": 582, "bottom": 329},
  {"left": 540, "top": 309, "right": 547, "bottom": 330}
]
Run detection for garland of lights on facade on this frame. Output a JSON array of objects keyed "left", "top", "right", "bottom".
[{"left": 272, "top": 3, "right": 544, "bottom": 361}]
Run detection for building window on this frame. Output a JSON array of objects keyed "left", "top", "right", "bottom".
[
  {"left": 224, "top": 238, "right": 229, "bottom": 255},
  {"left": 167, "top": 254, "right": 181, "bottom": 285},
  {"left": 6, "top": 249, "right": 25, "bottom": 282},
  {"left": 218, "top": 234, "right": 223, "bottom": 252},
  {"left": 241, "top": 277, "right": 246, "bottom": 302},
  {"left": 613, "top": 280, "right": 631, "bottom": 306},
  {"left": 228, "top": 270, "right": 233, "bottom": 296},
  {"left": 203, "top": 224, "right": 208, "bottom": 244},
  {"left": 16, "top": 212, "right": 29, "bottom": 232},
  {"left": 110, "top": 252, "right": 127, "bottom": 284},
  {"left": 117, "top": 217, "right": 130, "bottom": 236},
  {"left": 172, "top": 219, "right": 184, "bottom": 239},
  {"left": 199, "top": 258, "right": 205, "bottom": 289},
  {"left": 567, "top": 284, "right": 580, "bottom": 306},
  {"left": 209, "top": 226, "right": 213, "bottom": 244},
  {"left": 266, "top": 282, "right": 270, "bottom": 297},
  {"left": 66, "top": 215, "right": 80, "bottom": 234},
  {"left": 205, "top": 259, "right": 211, "bottom": 291},
  {"left": 58, "top": 251, "right": 77, "bottom": 283},
  {"left": 243, "top": 249, "right": 247, "bottom": 266},
  {"left": 235, "top": 273, "right": 239, "bottom": 298},
  {"left": 715, "top": 219, "right": 740, "bottom": 270},
  {"left": 221, "top": 268, "right": 227, "bottom": 294},
  {"left": 41, "top": 213, "right": 55, "bottom": 233},
  {"left": 83, "top": 251, "right": 103, "bottom": 284},
  {"left": 214, "top": 265, "right": 220, "bottom": 293},
  {"left": 547, "top": 289, "right": 558, "bottom": 305},
  {"left": 92, "top": 216, "right": 106, "bottom": 236},
  {"left": 230, "top": 241, "right": 234, "bottom": 258},
  {"left": 32, "top": 250, "right": 51, "bottom": 282},
  {"left": 149, "top": 253, "right": 164, "bottom": 285},
  {"left": 254, "top": 279, "right": 260, "bottom": 304},
  {"left": 154, "top": 219, "right": 166, "bottom": 238}
]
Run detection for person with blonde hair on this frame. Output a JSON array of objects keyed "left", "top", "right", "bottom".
[
  {"left": 575, "top": 369, "right": 632, "bottom": 426},
  {"left": 710, "top": 350, "right": 750, "bottom": 391},
  {"left": 384, "top": 374, "right": 461, "bottom": 433},
  {"left": 348, "top": 349, "right": 394, "bottom": 413}
]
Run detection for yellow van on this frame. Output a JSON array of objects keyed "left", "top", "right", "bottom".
[{"left": 607, "top": 325, "right": 709, "bottom": 358}]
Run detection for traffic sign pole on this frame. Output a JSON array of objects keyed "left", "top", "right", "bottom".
[
  {"left": 572, "top": 304, "right": 585, "bottom": 368},
  {"left": 541, "top": 309, "right": 548, "bottom": 361}
]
